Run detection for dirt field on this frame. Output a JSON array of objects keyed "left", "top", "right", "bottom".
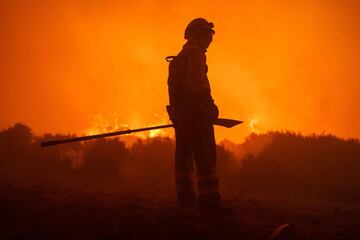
[{"left": 1, "top": 185, "right": 359, "bottom": 240}]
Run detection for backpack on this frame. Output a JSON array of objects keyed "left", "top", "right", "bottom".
[{"left": 166, "top": 50, "right": 189, "bottom": 107}]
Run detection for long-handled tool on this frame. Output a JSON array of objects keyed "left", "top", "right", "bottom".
[{"left": 41, "top": 118, "right": 242, "bottom": 147}]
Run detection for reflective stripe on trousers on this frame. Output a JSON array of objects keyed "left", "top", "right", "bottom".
[{"left": 198, "top": 172, "right": 219, "bottom": 196}]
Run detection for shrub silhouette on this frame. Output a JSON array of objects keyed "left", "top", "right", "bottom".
[
  {"left": 1, "top": 123, "right": 360, "bottom": 202},
  {"left": 129, "top": 137, "right": 174, "bottom": 191},
  {"left": 0, "top": 123, "right": 33, "bottom": 174},
  {"left": 78, "top": 138, "right": 130, "bottom": 186},
  {"left": 239, "top": 131, "right": 360, "bottom": 201}
]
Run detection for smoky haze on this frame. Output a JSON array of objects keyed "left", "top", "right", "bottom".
[{"left": 1, "top": 0, "right": 360, "bottom": 142}]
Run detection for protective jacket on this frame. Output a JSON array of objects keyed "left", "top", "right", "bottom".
[{"left": 167, "top": 40, "right": 218, "bottom": 122}]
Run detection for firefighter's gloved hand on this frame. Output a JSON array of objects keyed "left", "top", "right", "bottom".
[
  {"left": 203, "top": 101, "right": 219, "bottom": 122},
  {"left": 209, "top": 102, "right": 219, "bottom": 121},
  {"left": 194, "top": 91, "right": 219, "bottom": 121}
]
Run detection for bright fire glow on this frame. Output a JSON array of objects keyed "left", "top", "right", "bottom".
[
  {"left": 85, "top": 114, "right": 128, "bottom": 136},
  {"left": 1, "top": 1, "right": 360, "bottom": 143},
  {"left": 85, "top": 114, "right": 170, "bottom": 140},
  {"left": 149, "top": 129, "right": 163, "bottom": 138},
  {"left": 249, "top": 118, "right": 259, "bottom": 133}
]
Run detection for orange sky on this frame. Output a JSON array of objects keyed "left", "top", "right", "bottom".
[{"left": 1, "top": 0, "right": 359, "bottom": 142}]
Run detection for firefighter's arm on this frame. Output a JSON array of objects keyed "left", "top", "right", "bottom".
[
  {"left": 186, "top": 47, "right": 218, "bottom": 120},
  {"left": 186, "top": 47, "right": 209, "bottom": 95}
]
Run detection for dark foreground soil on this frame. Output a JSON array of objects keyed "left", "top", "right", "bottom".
[{"left": 1, "top": 186, "right": 360, "bottom": 240}]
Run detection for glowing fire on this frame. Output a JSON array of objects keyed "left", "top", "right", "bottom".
[
  {"left": 249, "top": 117, "right": 259, "bottom": 133},
  {"left": 85, "top": 114, "right": 128, "bottom": 135},
  {"left": 149, "top": 129, "right": 165, "bottom": 138},
  {"left": 85, "top": 113, "right": 171, "bottom": 140}
]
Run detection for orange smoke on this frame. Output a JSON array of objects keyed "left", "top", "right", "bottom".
[{"left": 1, "top": 0, "right": 359, "bottom": 142}]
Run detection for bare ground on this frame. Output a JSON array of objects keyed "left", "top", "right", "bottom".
[{"left": 1, "top": 184, "right": 360, "bottom": 240}]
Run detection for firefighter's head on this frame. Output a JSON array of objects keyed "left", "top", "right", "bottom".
[{"left": 185, "top": 18, "right": 215, "bottom": 49}]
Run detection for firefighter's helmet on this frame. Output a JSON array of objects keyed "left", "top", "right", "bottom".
[{"left": 184, "top": 18, "right": 215, "bottom": 40}]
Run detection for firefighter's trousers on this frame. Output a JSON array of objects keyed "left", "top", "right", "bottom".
[{"left": 173, "top": 110, "right": 220, "bottom": 207}]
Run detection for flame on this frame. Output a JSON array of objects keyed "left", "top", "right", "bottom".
[
  {"left": 85, "top": 114, "right": 129, "bottom": 135},
  {"left": 149, "top": 129, "right": 166, "bottom": 138},
  {"left": 249, "top": 117, "right": 259, "bottom": 133},
  {"left": 84, "top": 113, "right": 172, "bottom": 142}
]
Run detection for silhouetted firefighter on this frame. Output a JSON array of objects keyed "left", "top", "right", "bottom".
[{"left": 166, "top": 18, "right": 228, "bottom": 213}]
